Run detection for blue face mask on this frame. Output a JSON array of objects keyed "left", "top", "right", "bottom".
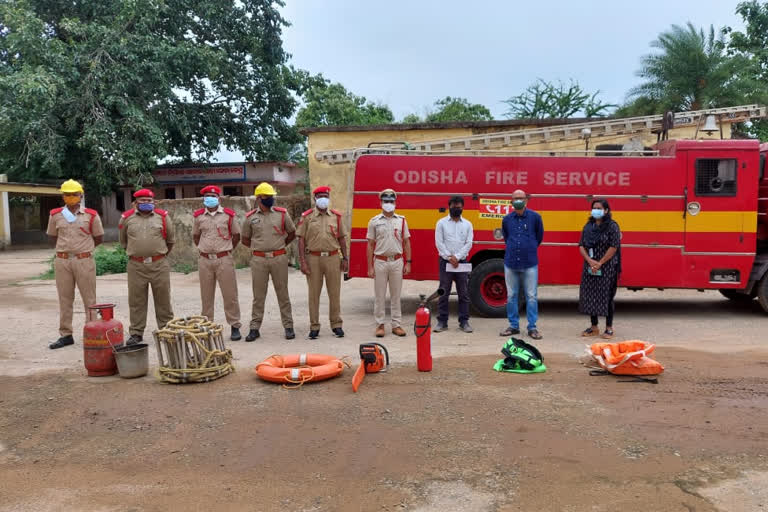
[
  {"left": 203, "top": 196, "right": 219, "bottom": 208},
  {"left": 260, "top": 196, "right": 274, "bottom": 208},
  {"left": 137, "top": 202, "right": 155, "bottom": 213},
  {"left": 591, "top": 208, "right": 605, "bottom": 219}
]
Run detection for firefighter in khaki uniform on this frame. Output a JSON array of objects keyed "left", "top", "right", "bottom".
[
  {"left": 241, "top": 182, "right": 296, "bottom": 341},
  {"left": 193, "top": 185, "right": 242, "bottom": 341},
  {"left": 119, "top": 189, "right": 175, "bottom": 345},
  {"left": 46, "top": 179, "right": 104, "bottom": 349},
  {"left": 297, "top": 186, "right": 348, "bottom": 340},
  {"left": 366, "top": 189, "right": 412, "bottom": 338}
]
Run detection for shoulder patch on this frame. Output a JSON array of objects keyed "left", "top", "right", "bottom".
[
  {"left": 154, "top": 208, "right": 168, "bottom": 217},
  {"left": 273, "top": 207, "right": 287, "bottom": 212},
  {"left": 121, "top": 209, "right": 136, "bottom": 219},
  {"left": 192, "top": 208, "right": 205, "bottom": 218},
  {"left": 330, "top": 208, "right": 342, "bottom": 216},
  {"left": 245, "top": 209, "right": 258, "bottom": 218},
  {"left": 49, "top": 207, "right": 64, "bottom": 216},
  {"left": 301, "top": 209, "right": 314, "bottom": 217},
  {"left": 223, "top": 207, "right": 236, "bottom": 217}
]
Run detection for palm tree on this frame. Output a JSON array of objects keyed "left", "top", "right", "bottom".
[{"left": 628, "top": 23, "right": 747, "bottom": 112}]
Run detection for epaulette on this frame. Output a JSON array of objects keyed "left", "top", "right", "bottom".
[
  {"left": 330, "top": 208, "right": 342, "bottom": 216},
  {"left": 245, "top": 209, "right": 258, "bottom": 218},
  {"left": 192, "top": 208, "right": 205, "bottom": 218},
  {"left": 273, "top": 206, "right": 287, "bottom": 212},
  {"left": 223, "top": 207, "right": 236, "bottom": 217},
  {"left": 154, "top": 208, "right": 168, "bottom": 216},
  {"left": 302, "top": 209, "right": 314, "bottom": 216},
  {"left": 121, "top": 209, "right": 136, "bottom": 219},
  {"left": 50, "top": 207, "right": 64, "bottom": 216},
  {"left": 83, "top": 208, "right": 98, "bottom": 216}
]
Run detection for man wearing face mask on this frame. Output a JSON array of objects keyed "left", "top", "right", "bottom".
[
  {"left": 241, "top": 182, "right": 296, "bottom": 341},
  {"left": 296, "top": 186, "right": 348, "bottom": 340},
  {"left": 192, "top": 185, "right": 241, "bottom": 341},
  {"left": 46, "top": 179, "right": 104, "bottom": 349},
  {"left": 119, "top": 189, "right": 175, "bottom": 345},
  {"left": 366, "top": 189, "right": 412, "bottom": 337},
  {"left": 500, "top": 189, "right": 544, "bottom": 340},
  {"left": 434, "top": 196, "right": 474, "bottom": 333}
]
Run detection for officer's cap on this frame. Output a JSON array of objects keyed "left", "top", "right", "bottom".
[{"left": 379, "top": 188, "right": 397, "bottom": 201}]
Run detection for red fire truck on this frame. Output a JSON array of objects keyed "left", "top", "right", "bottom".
[{"left": 348, "top": 139, "right": 768, "bottom": 315}]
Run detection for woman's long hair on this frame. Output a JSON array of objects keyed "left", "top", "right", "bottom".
[{"left": 588, "top": 198, "right": 612, "bottom": 224}]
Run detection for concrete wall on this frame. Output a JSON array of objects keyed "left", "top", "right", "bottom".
[{"left": 154, "top": 195, "right": 311, "bottom": 271}]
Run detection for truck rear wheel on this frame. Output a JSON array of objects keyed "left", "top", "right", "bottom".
[
  {"left": 469, "top": 258, "right": 507, "bottom": 317},
  {"left": 758, "top": 274, "right": 768, "bottom": 314},
  {"left": 719, "top": 289, "right": 757, "bottom": 303}
]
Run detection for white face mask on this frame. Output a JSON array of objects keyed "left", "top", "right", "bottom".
[
  {"left": 61, "top": 207, "right": 77, "bottom": 223},
  {"left": 315, "top": 197, "right": 330, "bottom": 209},
  {"left": 382, "top": 202, "right": 395, "bottom": 213}
]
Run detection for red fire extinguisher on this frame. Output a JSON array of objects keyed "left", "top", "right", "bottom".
[{"left": 414, "top": 289, "right": 444, "bottom": 372}]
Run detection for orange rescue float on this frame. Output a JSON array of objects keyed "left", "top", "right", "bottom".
[
  {"left": 255, "top": 354, "right": 345, "bottom": 386},
  {"left": 588, "top": 341, "right": 664, "bottom": 376}
]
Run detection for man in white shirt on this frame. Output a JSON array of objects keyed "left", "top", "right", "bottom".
[{"left": 434, "top": 195, "right": 474, "bottom": 333}]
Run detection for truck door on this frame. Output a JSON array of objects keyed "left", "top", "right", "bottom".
[{"left": 684, "top": 151, "right": 755, "bottom": 286}]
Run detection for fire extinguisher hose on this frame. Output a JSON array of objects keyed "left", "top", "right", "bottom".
[{"left": 414, "top": 309, "right": 432, "bottom": 338}]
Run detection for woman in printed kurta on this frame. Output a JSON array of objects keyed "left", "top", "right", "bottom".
[{"left": 578, "top": 199, "right": 621, "bottom": 339}]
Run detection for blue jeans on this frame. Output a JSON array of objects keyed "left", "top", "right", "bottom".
[{"left": 504, "top": 265, "right": 538, "bottom": 331}]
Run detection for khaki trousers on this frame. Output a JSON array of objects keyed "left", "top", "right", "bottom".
[
  {"left": 306, "top": 254, "right": 342, "bottom": 331},
  {"left": 199, "top": 255, "right": 241, "bottom": 327},
  {"left": 127, "top": 258, "right": 174, "bottom": 336},
  {"left": 373, "top": 258, "right": 404, "bottom": 327},
  {"left": 55, "top": 256, "right": 97, "bottom": 336},
  {"left": 249, "top": 253, "right": 293, "bottom": 329}
]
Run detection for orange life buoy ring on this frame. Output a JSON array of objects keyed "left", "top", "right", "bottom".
[{"left": 255, "top": 353, "right": 344, "bottom": 386}]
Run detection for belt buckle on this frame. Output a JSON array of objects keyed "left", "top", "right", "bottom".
[
  {"left": 387, "top": 255, "right": 395, "bottom": 262},
  {"left": 265, "top": 251, "right": 274, "bottom": 258},
  {"left": 208, "top": 253, "right": 217, "bottom": 260},
  {"left": 143, "top": 257, "right": 153, "bottom": 264},
  {"left": 320, "top": 251, "right": 329, "bottom": 257}
]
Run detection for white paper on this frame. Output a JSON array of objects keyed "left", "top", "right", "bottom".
[{"left": 446, "top": 263, "right": 472, "bottom": 273}]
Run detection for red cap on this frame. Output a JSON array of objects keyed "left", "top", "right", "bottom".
[
  {"left": 313, "top": 186, "right": 331, "bottom": 195},
  {"left": 133, "top": 189, "right": 154, "bottom": 198},
  {"left": 200, "top": 185, "right": 221, "bottom": 195}
]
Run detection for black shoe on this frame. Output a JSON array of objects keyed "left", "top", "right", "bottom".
[
  {"left": 332, "top": 327, "right": 345, "bottom": 338},
  {"left": 308, "top": 330, "right": 319, "bottom": 340},
  {"left": 500, "top": 326, "right": 520, "bottom": 337},
  {"left": 49, "top": 335, "right": 74, "bottom": 350},
  {"left": 126, "top": 334, "right": 143, "bottom": 346},
  {"left": 285, "top": 328, "right": 295, "bottom": 340},
  {"left": 230, "top": 327, "right": 242, "bottom": 341},
  {"left": 245, "top": 329, "right": 260, "bottom": 342}
]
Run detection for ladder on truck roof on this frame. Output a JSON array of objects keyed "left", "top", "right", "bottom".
[{"left": 314, "top": 104, "right": 766, "bottom": 164}]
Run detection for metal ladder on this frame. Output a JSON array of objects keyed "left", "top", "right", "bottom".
[{"left": 314, "top": 104, "right": 766, "bottom": 164}]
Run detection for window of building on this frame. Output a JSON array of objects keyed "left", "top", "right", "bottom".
[
  {"left": 115, "top": 191, "right": 126, "bottom": 212},
  {"left": 695, "top": 159, "right": 737, "bottom": 196},
  {"left": 223, "top": 186, "right": 240, "bottom": 196},
  {"left": 165, "top": 188, "right": 176, "bottom": 199}
]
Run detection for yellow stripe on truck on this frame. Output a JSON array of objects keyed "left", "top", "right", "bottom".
[{"left": 351, "top": 209, "right": 757, "bottom": 233}]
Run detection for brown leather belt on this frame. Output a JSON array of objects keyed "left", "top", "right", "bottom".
[
  {"left": 309, "top": 250, "right": 339, "bottom": 257},
  {"left": 130, "top": 254, "right": 166, "bottom": 263},
  {"left": 56, "top": 252, "right": 92, "bottom": 259},
  {"left": 200, "top": 250, "right": 231, "bottom": 260},
  {"left": 252, "top": 249, "right": 286, "bottom": 258},
  {"left": 375, "top": 254, "right": 402, "bottom": 262}
]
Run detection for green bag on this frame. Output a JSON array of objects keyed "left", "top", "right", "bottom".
[{"left": 493, "top": 337, "right": 546, "bottom": 374}]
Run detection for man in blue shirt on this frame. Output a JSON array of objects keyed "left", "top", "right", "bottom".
[{"left": 501, "top": 189, "right": 544, "bottom": 340}]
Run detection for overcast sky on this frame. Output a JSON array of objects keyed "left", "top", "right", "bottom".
[{"left": 215, "top": 0, "right": 746, "bottom": 161}]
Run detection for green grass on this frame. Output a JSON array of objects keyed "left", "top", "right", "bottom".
[
  {"left": 37, "top": 244, "right": 129, "bottom": 279},
  {"left": 172, "top": 262, "right": 196, "bottom": 274}
]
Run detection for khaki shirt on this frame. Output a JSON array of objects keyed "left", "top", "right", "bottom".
[
  {"left": 296, "top": 208, "right": 348, "bottom": 252},
  {"left": 193, "top": 206, "right": 240, "bottom": 254},
  {"left": 241, "top": 207, "right": 296, "bottom": 252},
  {"left": 119, "top": 210, "right": 176, "bottom": 257},
  {"left": 46, "top": 206, "right": 104, "bottom": 254},
  {"left": 366, "top": 213, "right": 410, "bottom": 256}
]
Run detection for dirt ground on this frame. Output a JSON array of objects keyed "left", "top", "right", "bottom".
[{"left": 1, "top": 247, "right": 767, "bottom": 511}]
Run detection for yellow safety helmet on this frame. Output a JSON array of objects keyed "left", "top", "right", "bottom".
[
  {"left": 60, "top": 179, "right": 84, "bottom": 194},
  {"left": 253, "top": 182, "right": 276, "bottom": 196}
]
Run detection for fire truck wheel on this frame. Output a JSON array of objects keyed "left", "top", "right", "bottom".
[
  {"left": 757, "top": 274, "right": 768, "bottom": 314},
  {"left": 719, "top": 289, "right": 757, "bottom": 303},
  {"left": 469, "top": 258, "right": 512, "bottom": 318}
]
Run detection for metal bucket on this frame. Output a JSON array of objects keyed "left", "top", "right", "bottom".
[{"left": 114, "top": 343, "right": 149, "bottom": 379}]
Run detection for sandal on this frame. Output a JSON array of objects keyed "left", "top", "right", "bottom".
[
  {"left": 601, "top": 328, "right": 615, "bottom": 339},
  {"left": 581, "top": 326, "right": 599, "bottom": 337}
]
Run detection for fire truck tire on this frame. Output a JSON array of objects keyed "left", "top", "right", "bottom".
[
  {"left": 719, "top": 289, "right": 757, "bottom": 302},
  {"left": 757, "top": 274, "right": 768, "bottom": 314},
  {"left": 469, "top": 258, "right": 511, "bottom": 318}
]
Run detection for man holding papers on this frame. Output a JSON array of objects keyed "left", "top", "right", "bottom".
[{"left": 434, "top": 196, "right": 474, "bottom": 333}]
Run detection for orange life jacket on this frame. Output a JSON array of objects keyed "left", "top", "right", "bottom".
[{"left": 588, "top": 341, "right": 664, "bottom": 376}]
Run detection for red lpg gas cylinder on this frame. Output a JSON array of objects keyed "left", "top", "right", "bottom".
[{"left": 83, "top": 304, "right": 124, "bottom": 376}]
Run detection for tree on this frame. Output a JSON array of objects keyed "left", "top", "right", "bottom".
[
  {"left": 0, "top": 0, "right": 298, "bottom": 194},
  {"left": 401, "top": 113, "right": 422, "bottom": 124},
  {"left": 628, "top": 23, "right": 748, "bottom": 113},
  {"left": 503, "top": 79, "right": 615, "bottom": 119},
  {"left": 725, "top": 1, "right": 768, "bottom": 139},
  {"left": 424, "top": 96, "right": 493, "bottom": 122},
  {"left": 294, "top": 81, "right": 394, "bottom": 128}
]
